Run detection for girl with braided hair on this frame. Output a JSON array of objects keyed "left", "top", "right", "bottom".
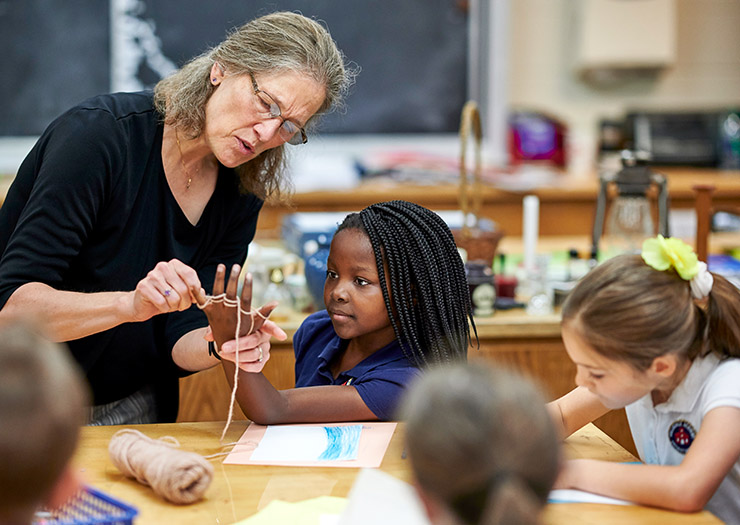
[
  {"left": 204, "top": 200, "right": 476, "bottom": 424},
  {"left": 549, "top": 235, "right": 740, "bottom": 523}
]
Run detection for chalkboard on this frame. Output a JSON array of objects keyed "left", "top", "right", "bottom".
[
  {"left": 0, "top": 1, "right": 110, "bottom": 136},
  {"left": 0, "top": 0, "right": 468, "bottom": 136}
]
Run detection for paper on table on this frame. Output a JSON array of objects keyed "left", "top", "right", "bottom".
[
  {"left": 548, "top": 489, "right": 633, "bottom": 506},
  {"left": 251, "top": 425, "right": 361, "bottom": 462},
  {"left": 233, "top": 496, "right": 347, "bottom": 525},
  {"left": 337, "top": 468, "right": 430, "bottom": 525},
  {"left": 224, "top": 422, "right": 397, "bottom": 468}
]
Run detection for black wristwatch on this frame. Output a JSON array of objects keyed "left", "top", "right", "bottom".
[{"left": 208, "top": 341, "right": 221, "bottom": 360}]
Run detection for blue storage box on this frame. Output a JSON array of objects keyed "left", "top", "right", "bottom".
[
  {"left": 281, "top": 212, "right": 348, "bottom": 258},
  {"left": 33, "top": 486, "right": 138, "bottom": 525}
]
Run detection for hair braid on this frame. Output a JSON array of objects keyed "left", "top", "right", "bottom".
[
  {"left": 385, "top": 207, "right": 439, "bottom": 362},
  {"left": 338, "top": 201, "right": 476, "bottom": 366},
  {"left": 390, "top": 205, "right": 453, "bottom": 362}
]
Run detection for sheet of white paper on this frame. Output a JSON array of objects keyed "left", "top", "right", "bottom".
[
  {"left": 337, "top": 468, "right": 430, "bottom": 525},
  {"left": 250, "top": 425, "right": 362, "bottom": 462},
  {"left": 548, "top": 489, "right": 632, "bottom": 506}
]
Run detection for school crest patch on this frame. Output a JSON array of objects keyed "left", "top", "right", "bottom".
[{"left": 668, "top": 419, "right": 696, "bottom": 454}]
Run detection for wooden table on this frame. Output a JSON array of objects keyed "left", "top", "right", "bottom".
[
  {"left": 179, "top": 307, "right": 638, "bottom": 457},
  {"left": 73, "top": 421, "right": 721, "bottom": 524}
]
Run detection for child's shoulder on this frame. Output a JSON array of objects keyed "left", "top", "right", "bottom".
[
  {"left": 698, "top": 354, "right": 740, "bottom": 399},
  {"left": 711, "top": 355, "right": 740, "bottom": 379}
]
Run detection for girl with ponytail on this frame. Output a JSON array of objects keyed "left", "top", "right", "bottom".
[
  {"left": 401, "top": 363, "right": 560, "bottom": 525},
  {"left": 549, "top": 235, "right": 740, "bottom": 523}
]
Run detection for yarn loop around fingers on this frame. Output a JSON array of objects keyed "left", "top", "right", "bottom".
[{"left": 197, "top": 293, "right": 269, "bottom": 440}]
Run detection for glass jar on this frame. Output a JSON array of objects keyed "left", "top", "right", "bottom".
[{"left": 465, "top": 261, "right": 496, "bottom": 317}]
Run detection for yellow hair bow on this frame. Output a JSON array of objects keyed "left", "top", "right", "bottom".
[{"left": 641, "top": 235, "right": 699, "bottom": 281}]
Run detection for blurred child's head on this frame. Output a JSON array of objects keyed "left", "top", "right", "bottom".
[
  {"left": 400, "top": 363, "right": 560, "bottom": 525},
  {"left": 329, "top": 201, "right": 475, "bottom": 366},
  {"left": 0, "top": 320, "right": 89, "bottom": 523}
]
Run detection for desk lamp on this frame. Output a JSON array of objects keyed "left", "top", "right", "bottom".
[{"left": 592, "top": 150, "right": 669, "bottom": 256}]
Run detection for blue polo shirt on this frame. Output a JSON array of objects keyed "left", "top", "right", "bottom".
[{"left": 293, "top": 310, "right": 421, "bottom": 420}]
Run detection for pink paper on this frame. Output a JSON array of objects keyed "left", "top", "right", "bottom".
[{"left": 223, "top": 422, "right": 397, "bottom": 468}]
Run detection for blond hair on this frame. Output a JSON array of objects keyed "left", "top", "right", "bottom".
[
  {"left": 154, "top": 11, "right": 357, "bottom": 201},
  {"left": 562, "top": 254, "right": 740, "bottom": 370},
  {"left": 0, "top": 321, "right": 89, "bottom": 518},
  {"left": 401, "top": 363, "right": 560, "bottom": 525}
]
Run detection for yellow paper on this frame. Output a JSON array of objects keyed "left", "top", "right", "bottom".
[{"left": 234, "top": 496, "right": 347, "bottom": 525}]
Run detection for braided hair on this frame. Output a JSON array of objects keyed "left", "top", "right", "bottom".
[{"left": 336, "top": 200, "right": 477, "bottom": 366}]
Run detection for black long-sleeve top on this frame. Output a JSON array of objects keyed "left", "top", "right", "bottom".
[{"left": 0, "top": 92, "right": 262, "bottom": 419}]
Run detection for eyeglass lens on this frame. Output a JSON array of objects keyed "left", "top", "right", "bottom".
[{"left": 254, "top": 90, "right": 305, "bottom": 145}]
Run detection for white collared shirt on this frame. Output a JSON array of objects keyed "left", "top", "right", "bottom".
[{"left": 626, "top": 353, "right": 740, "bottom": 524}]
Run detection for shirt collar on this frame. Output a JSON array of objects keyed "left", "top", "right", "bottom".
[
  {"left": 315, "top": 337, "right": 408, "bottom": 381},
  {"left": 654, "top": 353, "right": 720, "bottom": 413}
]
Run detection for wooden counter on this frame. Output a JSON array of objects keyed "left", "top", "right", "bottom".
[
  {"left": 255, "top": 168, "right": 740, "bottom": 239},
  {"left": 72, "top": 421, "right": 721, "bottom": 524}
]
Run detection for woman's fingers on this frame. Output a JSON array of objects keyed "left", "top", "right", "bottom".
[
  {"left": 136, "top": 278, "right": 171, "bottom": 312},
  {"left": 237, "top": 343, "right": 271, "bottom": 372},
  {"left": 191, "top": 285, "right": 208, "bottom": 307},
  {"left": 140, "top": 259, "right": 202, "bottom": 311},
  {"left": 220, "top": 327, "right": 270, "bottom": 354},
  {"left": 169, "top": 259, "right": 202, "bottom": 308},
  {"left": 221, "top": 340, "right": 271, "bottom": 373},
  {"left": 260, "top": 319, "right": 288, "bottom": 341}
]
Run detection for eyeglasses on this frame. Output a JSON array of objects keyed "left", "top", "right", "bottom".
[{"left": 249, "top": 72, "right": 307, "bottom": 146}]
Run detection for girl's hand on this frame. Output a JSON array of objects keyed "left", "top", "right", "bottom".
[
  {"left": 193, "top": 263, "right": 280, "bottom": 353},
  {"left": 132, "top": 259, "right": 201, "bottom": 321}
]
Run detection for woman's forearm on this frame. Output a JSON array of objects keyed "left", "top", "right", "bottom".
[
  {"left": 0, "top": 282, "right": 137, "bottom": 342},
  {"left": 172, "top": 328, "right": 221, "bottom": 372}
]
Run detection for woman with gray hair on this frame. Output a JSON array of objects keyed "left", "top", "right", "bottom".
[
  {"left": 400, "top": 363, "right": 561, "bottom": 525},
  {"left": 0, "top": 11, "right": 355, "bottom": 425}
]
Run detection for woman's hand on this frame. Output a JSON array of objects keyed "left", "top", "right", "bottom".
[
  {"left": 194, "top": 263, "right": 285, "bottom": 369},
  {"left": 204, "top": 319, "right": 286, "bottom": 372},
  {"left": 131, "top": 259, "right": 201, "bottom": 322}
]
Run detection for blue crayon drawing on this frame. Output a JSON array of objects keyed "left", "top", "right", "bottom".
[{"left": 318, "top": 425, "right": 362, "bottom": 461}]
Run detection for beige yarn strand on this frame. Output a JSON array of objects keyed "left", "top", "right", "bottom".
[
  {"left": 197, "top": 293, "right": 266, "bottom": 441},
  {"left": 108, "top": 429, "right": 214, "bottom": 504}
]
